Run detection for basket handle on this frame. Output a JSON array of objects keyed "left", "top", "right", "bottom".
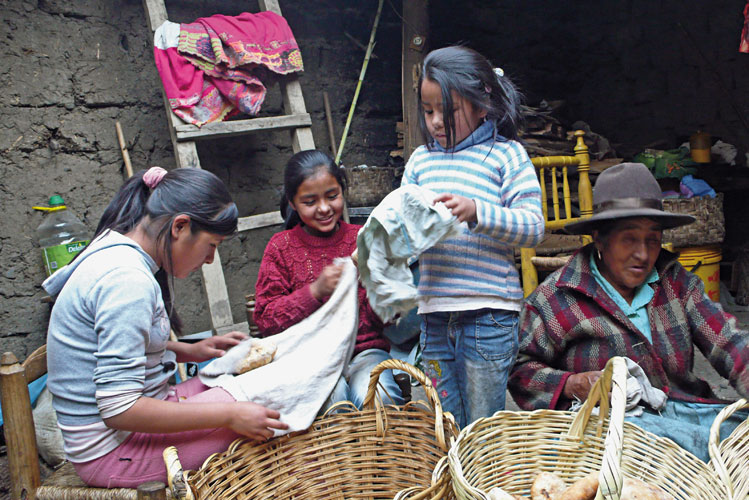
[
  {"left": 361, "top": 358, "right": 450, "bottom": 451},
  {"left": 566, "top": 356, "right": 628, "bottom": 500},
  {"left": 393, "top": 456, "right": 452, "bottom": 500},
  {"left": 163, "top": 446, "right": 195, "bottom": 500},
  {"left": 708, "top": 398, "right": 749, "bottom": 500}
]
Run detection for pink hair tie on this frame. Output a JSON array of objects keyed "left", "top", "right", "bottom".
[{"left": 143, "top": 166, "right": 168, "bottom": 189}]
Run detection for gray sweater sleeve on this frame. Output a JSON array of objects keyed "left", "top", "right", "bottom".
[{"left": 88, "top": 266, "right": 168, "bottom": 418}]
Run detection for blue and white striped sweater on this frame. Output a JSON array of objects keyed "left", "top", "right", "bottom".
[{"left": 401, "top": 122, "right": 544, "bottom": 301}]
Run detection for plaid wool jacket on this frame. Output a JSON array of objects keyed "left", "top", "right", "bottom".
[{"left": 509, "top": 244, "right": 749, "bottom": 410}]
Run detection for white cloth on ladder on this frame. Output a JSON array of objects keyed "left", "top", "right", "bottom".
[{"left": 199, "top": 257, "right": 359, "bottom": 436}]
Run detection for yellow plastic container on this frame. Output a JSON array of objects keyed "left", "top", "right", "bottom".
[
  {"left": 690, "top": 130, "right": 711, "bottom": 163},
  {"left": 677, "top": 245, "right": 721, "bottom": 301}
]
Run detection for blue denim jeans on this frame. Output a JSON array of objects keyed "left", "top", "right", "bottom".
[
  {"left": 624, "top": 400, "right": 748, "bottom": 462},
  {"left": 323, "top": 348, "right": 405, "bottom": 411},
  {"left": 420, "top": 308, "right": 519, "bottom": 429}
]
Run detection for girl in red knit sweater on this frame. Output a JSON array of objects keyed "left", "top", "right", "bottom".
[{"left": 253, "top": 150, "right": 404, "bottom": 409}]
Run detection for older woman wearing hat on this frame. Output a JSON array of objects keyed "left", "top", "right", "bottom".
[{"left": 508, "top": 162, "right": 749, "bottom": 461}]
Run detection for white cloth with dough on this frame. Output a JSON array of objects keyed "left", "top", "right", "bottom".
[{"left": 199, "top": 257, "right": 359, "bottom": 436}]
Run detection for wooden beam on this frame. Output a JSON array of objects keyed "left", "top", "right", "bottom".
[
  {"left": 22, "top": 344, "right": 47, "bottom": 383},
  {"left": 142, "top": 0, "right": 168, "bottom": 32},
  {"left": 402, "top": 0, "right": 428, "bottom": 161},
  {"left": 1, "top": 352, "right": 41, "bottom": 500},
  {"left": 200, "top": 253, "right": 234, "bottom": 331},
  {"left": 175, "top": 114, "right": 312, "bottom": 141},
  {"left": 215, "top": 321, "right": 250, "bottom": 336},
  {"left": 237, "top": 211, "right": 284, "bottom": 232}
]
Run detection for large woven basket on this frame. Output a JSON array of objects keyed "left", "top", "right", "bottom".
[
  {"left": 176, "top": 359, "right": 458, "bottom": 499},
  {"left": 662, "top": 193, "right": 724, "bottom": 248},
  {"left": 448, "top": 357, "right": 728, "bottom": 500},
  {"left": 709, "top": 398, "right": 749, "bottom": 500}
]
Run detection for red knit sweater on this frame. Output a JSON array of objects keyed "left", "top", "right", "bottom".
[{"left": 253, "top": 221, "right": 389, "bottom": 356}]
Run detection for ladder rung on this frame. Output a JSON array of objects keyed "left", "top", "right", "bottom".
[
  {"left": 175, "top": 113, "right": 312, "bottom": 141},
  {"left": 214, "top": 321, "right": 250, "bottom": 336},
  {"left": 238, "top": 211, "right": 284, "bottom": 232}
]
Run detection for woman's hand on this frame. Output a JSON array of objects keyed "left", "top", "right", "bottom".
[
  {"left": 563, "top": 370, "right": 603, "bottom": 401},
  {"left": 173, "top": 332, "right": 248, "bottom": 363},
  {"left": 310, "top": 262, "right": 343, "bottom": 301},
  {"left": 228, "top": 402, "right": 289, "bottom": 441},
  {"left": 433, "top": 193, "right": 477, "bottom": 223}
]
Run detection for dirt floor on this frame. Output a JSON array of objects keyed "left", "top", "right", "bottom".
[{"left": 1, "top": 284, "right": 746, "bottom": 499}]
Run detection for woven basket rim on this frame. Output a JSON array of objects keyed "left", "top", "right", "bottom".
[
  {"left": 181, "top": 359, "right": 459, "bottom": 500},
  {"left": 448, "top": 358, "right": 727, "bottom": 500}
]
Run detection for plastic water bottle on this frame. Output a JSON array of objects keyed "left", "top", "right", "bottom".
[{"left": 33, "top": 195, "right": 90, "bottom": 276}]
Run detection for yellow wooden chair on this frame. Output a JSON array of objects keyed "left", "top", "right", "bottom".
[
  {"left": 1, "top": 346, "right": 169, "bottom": 500},
  {"left": 520, "top": 130, "right": 594, "bottom": 296}
]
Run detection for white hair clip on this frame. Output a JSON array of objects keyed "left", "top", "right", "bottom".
[{"left": 494, "top": 67, "right": 504, "bottom": 78}]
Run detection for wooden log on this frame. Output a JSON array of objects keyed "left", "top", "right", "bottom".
[
  {"left": 401, "top": 0, "right": 428, "bottom": 161},
  {"left": 1, "top": 352, "right": 41, "bottom": 500}
]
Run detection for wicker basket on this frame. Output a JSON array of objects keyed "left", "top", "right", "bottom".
[
  {"left": 662, "top": 193, "right": 724, "bottom": 248},
  {"left": 344, "top": 166, "right": 401, "bottom": 207},
  {"left": 175, "top": 359, "right": 458, "bottom": 499},
  {"left": 709, "top": 398, "right": 749, "bottom": 500},
  {"left": 448, "top": 357, "right": 728, "bottom": 500}
]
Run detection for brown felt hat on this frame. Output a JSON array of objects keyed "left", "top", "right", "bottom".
[{"left": 564, "top": 162, "right": 696, "bottom": 235}]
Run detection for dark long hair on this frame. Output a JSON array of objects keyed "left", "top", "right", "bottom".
[
  {"left": 418, "top": 45, "right": 524, "bottom": 150},
  {"left": 95, "top": 168, "right": 238, "bottom": 334},
  {"left": 280, "top": 150, "right": 346, "bottom": 229}
]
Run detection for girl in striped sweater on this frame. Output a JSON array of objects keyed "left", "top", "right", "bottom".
[{"left": 402, "top": 45, "right": 544, "bottom": 427}]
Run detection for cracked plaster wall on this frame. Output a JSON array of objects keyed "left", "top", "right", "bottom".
[{"left": 1, "top": 0, "right": 404, "bottom": 358}]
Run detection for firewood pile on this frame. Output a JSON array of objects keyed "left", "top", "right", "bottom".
[{"left": 520, "top": 99, "right": 618, "bottom": 161}]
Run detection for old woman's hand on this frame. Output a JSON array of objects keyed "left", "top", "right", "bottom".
[{"left": 563, "top": 370, "right": 603, "bottom": 401}]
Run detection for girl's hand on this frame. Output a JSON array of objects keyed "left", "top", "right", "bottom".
[
  {"left": 186, "top": 332, "right": 248, "bottom": 362},
  {"left": 228, "top": 402, "right": 289, "bottom": 441},
  {"left": 433, "top": 193, "right": 477, "bottom": 223},
  {"left": 563, "top": 370, "right": 603, "bottom": 401},
  {"left": 310, "top": 263, "right": 343, "bottom": 301}
]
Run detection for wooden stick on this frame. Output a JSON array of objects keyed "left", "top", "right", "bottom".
[
  {"left": 335, "top": 0, "right": 384, "bottom": 164},
  {"left": 323, "top": 92, "right": 338, "bottom": 158},
  {"left": 115, "top": 121, "right": 134, "bottom": 178}
]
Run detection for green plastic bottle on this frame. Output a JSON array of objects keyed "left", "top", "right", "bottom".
[{"left": 33, "top": 195, "right": 90, "bottom": 276}]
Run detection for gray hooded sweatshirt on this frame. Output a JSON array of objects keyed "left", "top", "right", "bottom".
[{"left": 44, "top": 230, "right": 176, "bottom": 462}]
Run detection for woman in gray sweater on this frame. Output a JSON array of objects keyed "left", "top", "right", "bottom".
[{"left": 45, "top": 167, "right": 287, "bottom": 488}]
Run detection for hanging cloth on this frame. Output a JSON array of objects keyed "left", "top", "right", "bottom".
[
  {"left": 153, "top": 11, "right": 304, "bottom": 126},
  {"left": 741, "top": 1, "right": 749, "bottom": 53}
]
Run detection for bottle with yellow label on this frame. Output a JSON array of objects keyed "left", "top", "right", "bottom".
[{"left": 34, "top": 195, "right": 90, "bottom": 276}]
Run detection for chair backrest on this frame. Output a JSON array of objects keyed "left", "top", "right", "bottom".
[
  {"left": 520, "top": 130, "right": 593, "bottom": 296},
  {"left": 530, "top": 130, "right": 593, "bottom": 229}
]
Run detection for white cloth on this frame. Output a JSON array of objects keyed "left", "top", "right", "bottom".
[
  {"left": 570, "top": 357, "right": 667, "bottom": 417},
  {"left": 199, "top": 258, "right": 359, "bottom": 436},
  {"left": 622, "top": 357, "right": 667, "bottom": 416},
  {"left": 356, "top": 184, "right": 461, "bottom": 323}
]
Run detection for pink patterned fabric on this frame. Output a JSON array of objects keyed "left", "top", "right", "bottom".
[
  {"left": 143, "top": 166, "right": 168, "bottom": 188},
  {"left": 154, "top": 11, "right": 303, "bottom": 127}
]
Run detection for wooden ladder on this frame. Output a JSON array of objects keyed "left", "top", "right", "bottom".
[{"left": 142, "top": 0, "right": 315, "bottom": 335}]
